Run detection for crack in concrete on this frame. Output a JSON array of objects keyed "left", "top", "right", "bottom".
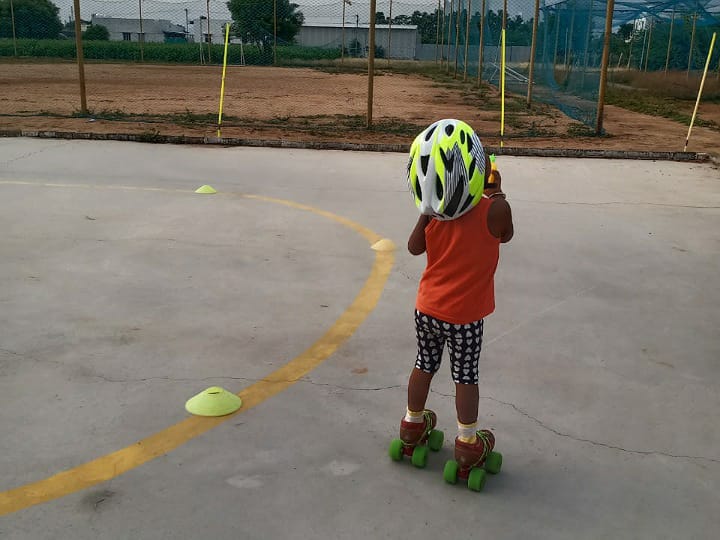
[
  {"left": 0, "top": 141, "right": 70, "bottom": 167},
  {"left": 430, "top": 388, "right": 719, "bottom": 464}
]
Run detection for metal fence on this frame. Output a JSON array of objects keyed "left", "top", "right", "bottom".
[{"left": 1, "top": 0, "right": 719, "bottom": 142}]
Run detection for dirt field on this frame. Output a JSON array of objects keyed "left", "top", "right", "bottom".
[{"left": 2, "top": 62, "right": 718, "bottom": 153}]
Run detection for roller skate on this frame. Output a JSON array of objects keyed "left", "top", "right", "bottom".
[
  {"left": 443, "top": 429, "right": 503, "bottom": 492},
  {"left": 388, "top": 410, "right": 444, "bottom": 469}
]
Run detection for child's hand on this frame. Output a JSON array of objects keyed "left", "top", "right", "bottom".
[{"left": 484, "top": 155, "right": 503, "bottom": 197}]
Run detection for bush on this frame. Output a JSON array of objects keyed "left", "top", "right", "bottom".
[
  {"left": 0, "top": 39, "right": 341, "bottom": 65},
  {"left": 83, "top": 25, "right": 110, "bottom": 41}
]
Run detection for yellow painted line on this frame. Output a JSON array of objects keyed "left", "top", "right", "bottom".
[{"left": 0, "top": 180, "right": 395, "bottom": 516}]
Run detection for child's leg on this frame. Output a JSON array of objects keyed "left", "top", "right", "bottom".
[
  {"left": 447, "top": 319, "right": 484, "bottom": 443},
  {"left": 404, "top": 311, "right": 444, "bottom": 422}
]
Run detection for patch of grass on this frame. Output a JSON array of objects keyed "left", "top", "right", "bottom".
[{"left": 606, "top": 88, "right": 719, "bottom": 132}]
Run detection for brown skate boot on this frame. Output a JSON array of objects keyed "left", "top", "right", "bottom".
[
  {"left": 389, "top": 410, "right": 444, "bottom": 468},
  {"left": 443, "top": 429, "right": 503, "bottom": 491}
]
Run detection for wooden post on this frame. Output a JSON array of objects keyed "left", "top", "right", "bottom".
[
  {"left": 463, "top": 0, "right": 471, "bottom": 81},
  {"left": 9, "top": 0, "right": 18, "bottom": 56},
  {"left": 387, "top": 0, "right": 393, "bottom": 64},
  {"left": 206, "top": 0, "right": 212, "bottom": 63},
  {"left": 527, "top": 0, "right": 540, "bottom": 107},
  {"left": 436, "top": 0, "right": 441, "bottom": 64},
  {"left": 446, "top": 0, "right": 454, "bottom": 73},
  {"left": 687, "top": 12, "right": 697, "bottom": 78},
  {"left": 644, "top": 17, "right": 653, "bottom": 72},
  {"left": 665, "top": 9, "right": 675, "bottom": 74},
  {"left": 341, "top": 0, "right": 346, "bottom": 63},
  {"left": 477, "top": 0, "right": 486, "bottom": 87},
  {"left": 440, "top": 0, "right": 446, "bottom": 65},
  {"left": 566, "top": 0, "right": 576, "bottom": 71},
  {"left": 273, "top": 0, "right": 277, "bottom": 65},
  {"left": 553, "top": 7, "right": 561, "bottom": 67},
  {"left": 581, "top": 0, "right": 594, "bottom": 87},
  {"left": 73, "top": 0, "right": 88, "bottom": 114},
  {"left": 367, "top": 0, "right": 376, "bottom": 128},
  {"left": 138, "top": 0, "right": 144, "bottom": 62},
  {"left": 454, "top": 0, "right": 461, "bottom": 77},
  {"left": 596, "top": 0, "right": 614, "bottom": 135}
]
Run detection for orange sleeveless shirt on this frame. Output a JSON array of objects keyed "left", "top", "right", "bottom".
[{"left": 416, "top": 197, "right": 500, "bottom": 325}]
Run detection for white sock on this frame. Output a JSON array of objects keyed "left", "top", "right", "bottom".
[
  {"left": 457, "top": 421, "right": 478, "bottom": 443},
  {"left": 404, "top": 408, "right": 424, "bottom": 423}
]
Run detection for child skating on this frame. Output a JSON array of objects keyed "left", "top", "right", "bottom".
[{"left": 389, "top": 119, "right": 514, "bottom": 491}]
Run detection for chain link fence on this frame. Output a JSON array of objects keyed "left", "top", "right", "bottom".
[{"left": 1, "top": 1, "right": 719, "bottom": 143}]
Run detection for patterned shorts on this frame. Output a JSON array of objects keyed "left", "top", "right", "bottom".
[{"left": 414, "top": 310, "right": 484, "bottom": 385}]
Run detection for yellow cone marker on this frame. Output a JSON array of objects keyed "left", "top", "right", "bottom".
[
  {"left": 185, "top": 387, "right": 242, "bottom": 417},
  {"left": 195, "top": 185, "right": 217, "bottom": 194},
  {"left": 371, "top": 238, "right": 396, "bottom": 252}
]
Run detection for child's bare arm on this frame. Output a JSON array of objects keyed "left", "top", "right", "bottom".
[
  {"left": 488, "top": 198, "right": 514, "bottom": 243},
  {"left": 408, "top": 214, "right": 431, "bottom": 255}
]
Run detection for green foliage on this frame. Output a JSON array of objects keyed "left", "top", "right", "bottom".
[
  {"left": 83, "top": 25, "right": 110, "bottom": 41},
  {"left": 0, "top": 0, "right": 62, "bottom": 39},
  {"left": 0, "top": 38, "right": 339, "bottom": 65},
  {"left": 226, "top": 0, "right": 304, "bottom": 52}
]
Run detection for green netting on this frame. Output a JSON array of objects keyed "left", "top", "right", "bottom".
[{"left": 1, "top": 0, "right": 719, "bottom": 128}]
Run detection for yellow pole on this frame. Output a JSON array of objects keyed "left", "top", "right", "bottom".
[
  {"left": 684, "top": 32, "right": 716, "bottom": 152},
  {"left": 217, "top": 23, "right": 231, "bottom": 137},
  {"left": 501, "top": 27, "right": 506, "bottom": 147}
]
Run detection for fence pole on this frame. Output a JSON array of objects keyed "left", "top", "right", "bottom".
[
  {"left": 566, "top": 0, "right": 576, "bottom": 71},
  {"left": 463, "top": 0, "right": 470, "bottom": 81},
  {"left": 665, "top": 9, "right": 675, "bottom": 74},
  {"left": 553, "top": 7, "right": 560, "bottom": 67},
  {"left": 595, "top": 0, "right": 614, "bottom": 135},
  {"left": 273, "top": 0, "right": 277, "bottom": 65},
  {"left": 453, "top": 1, "right": 461, "bottom": 78},
  {"left": 440, "top": 0, "right": 447, "bottom": 66},
  {"left": 527, "top": 0, "right": 540, "bottom": 107},
  {"left": 206, "top": 0, "right": 212, "bottom": 63},
  {"left": 685, "top": 32, "right": 716, "bottom": 151},
  {"left": 387, "top": 0, "right": 393, "bottom": 64},
  {"left": 9, "top": 0, "right": 18, "bottom": 56},
  {"left": 447, "top": 0, "right": 454, "bottom": 74},
  {"left": 687, "top": 12, "right": 697, "bottom": 78},
  {"left": 477, "top": 0, "right": 485, "bottom": 87},
  {"left": 72, "top": 0, "right": 88, "bottom": 115},
  {"left": 367, "top": 0, "right": 377, "bottom": 128},
  {"left": 436, "top": 0, "right": 441, "bottom": 63},
  {"left": 639, "top": 16, "right": 648, "bottom": 70},
  {"left": 138, "top": 0, "right": 144, "bottom": 62},
  {"left": 580, "top": 0, "right": 594, "bottom": 87},
  {"left": 644, "top": 16, "right": 653, "bottom": 71}
]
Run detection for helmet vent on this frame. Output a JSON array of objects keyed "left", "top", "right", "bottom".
[
  {"left": 445, "top": 124, "right": 454, "bottom": 136},
  {"left": 435, "top": 173, "right": 443, "bottom": 200},
  {"left": 439, "top": 148, "right": 454, "bottom": 173},
  {"left": 458, "top": 194, "right": 475, "bottom": 215},
  {"left": 460, "top": 130, "right": 466, "bottom": 144},
  {"left": 467, "top": 133, "right": 474, "bottom": 152},
  {"left": 415, "top": 178, "right": 422, "bottom": 201},
  {"left": 420, "top": 155, "right": 430, "bottom": 176},
  {"left": 425, "top": 125, "right": 437, "bottom": 141}
]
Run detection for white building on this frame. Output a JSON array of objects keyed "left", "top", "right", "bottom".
[
  {"left": 297, "top": 23, "right": 419, "bottom": 59},
  {"left": 90, "top": 16, "right": 187, "bottom": 43}
]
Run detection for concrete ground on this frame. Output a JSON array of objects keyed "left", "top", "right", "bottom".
[{"left": 0, "top": 139, "right": 718, "bottom": 539}]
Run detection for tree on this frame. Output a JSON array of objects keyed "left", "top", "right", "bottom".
[
  {"left": 0, "top": 0, "right": 62, "bottom": 39},
  {"left": 83, "top": 24, "right": 109, "bottom": 41},
  {"left": 375, "top": 12, "right": 387, "bottom": 25},
  {"left": 227, "top": 0, "right": 304, "bottom": 53}
]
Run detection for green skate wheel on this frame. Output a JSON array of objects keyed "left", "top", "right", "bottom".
[
  {"left": 411, "top": 445, "right": 429, "bottom": 468},
  {"left": 484, "top": 450, "right": 503, "bottom": 474},
  {"left": 389, "top": 439, "right": 404, "bottom": 461},
  {"left": 443, "top": 460, "right": 459, "bottom": 484},
  {"left": 468, "top": 468, "right": 487, "bottom": 492},
  {"left": 428, "top": 429, "right": 444, "bottom": 451}
]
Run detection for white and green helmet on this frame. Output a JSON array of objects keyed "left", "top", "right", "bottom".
[{"left": 407, "top": 119, "right": 487, "bottom": 221}]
